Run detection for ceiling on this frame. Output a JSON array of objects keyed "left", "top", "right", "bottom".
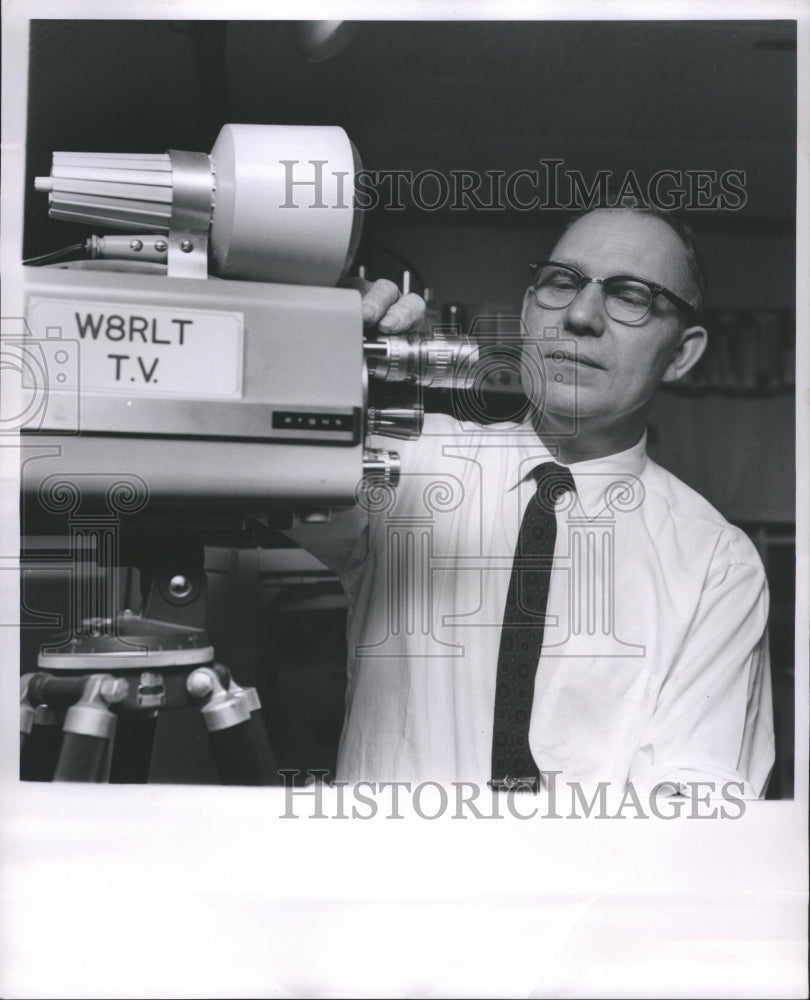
[{"left": 23, "top": 18, "right": 797, "bottom": 255}]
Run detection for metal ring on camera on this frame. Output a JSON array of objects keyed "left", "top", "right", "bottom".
[{"left": 167, "top": 149, "right": 215, "bottom": 279}]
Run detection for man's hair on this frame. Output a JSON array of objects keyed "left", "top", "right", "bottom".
[{"left": 553, "top": 205, "right": 708, "bottom": 322}]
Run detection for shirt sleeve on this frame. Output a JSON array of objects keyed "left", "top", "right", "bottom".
[
  {"left": 628, "top": 557, "right": 775, "bottom": 798},
  {"left": 284, "top": 412, "right": 458, "bottom": 578},
  {"left": 284, "top": 504, "right": 369, "bottom": 579}
]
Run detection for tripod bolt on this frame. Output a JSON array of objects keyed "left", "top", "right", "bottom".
[
  {"left": 99, "top": 677, "right": 129, "bottom": 705},
  {"left": 186, "top": 667, "right": 249, "bottom": 731},
  {"left": 168, "top": 575, "right": 193, "bottom": 599},
  {"left": 187, "top": 669, "right": 215, "bottom": 700}
]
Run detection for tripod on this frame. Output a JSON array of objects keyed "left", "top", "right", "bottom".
[
  {"left": 20, "top": 612, "right": 281, "bottom": 785},
  {"left": 19, "top": 522, "right": 282, "bottom": 785}
]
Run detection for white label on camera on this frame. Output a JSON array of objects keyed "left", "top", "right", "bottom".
[{"left": 27, "top": 298, "right": 244, "bottom": 398}]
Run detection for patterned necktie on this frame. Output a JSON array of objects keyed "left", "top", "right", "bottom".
[{"left": 490, "top": 461, "right": 575, "bottom": 791}]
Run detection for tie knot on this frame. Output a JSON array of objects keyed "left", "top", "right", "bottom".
[{"left": 532, "top": 462, "right": 575, "bottom": 510}]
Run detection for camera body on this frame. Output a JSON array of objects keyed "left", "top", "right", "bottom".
[{"left": 20, "top": 265, "right": 365, "bottom": 513}]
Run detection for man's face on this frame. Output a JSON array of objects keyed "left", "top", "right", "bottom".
[{"left": 521, "top": 209, "right": 701, "bottom": 425}]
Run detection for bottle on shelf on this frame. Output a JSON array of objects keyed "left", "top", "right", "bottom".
[
  {"left": 441, "top": 300, "right": 467, "bottom": 336},
  {"left": 422, "top": 286, "right": 442, "bottom": 335}
]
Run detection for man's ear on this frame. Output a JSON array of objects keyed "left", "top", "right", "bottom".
[
  {"left": 661, "top": 325, "right": 708, "bottom": 383},
  {"left": 520, "top": 287, "right": 533, "bottom": 324}
]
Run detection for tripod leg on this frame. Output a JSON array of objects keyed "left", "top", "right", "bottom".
[
  {"left": 54, "top": 731, "right": 114, "bottom": 782},
  {"left": 188, "top": 667, "right": 279, "bottom": 786},
  {"left": 20, "top": 673, "right": 35, "bottom": 765},
  {"left": 109, "top": 711, "right": 158, "bottom": 783},
  {"left": 229, "top": 681, "right": 282, "bottom": 786},
  {"left": 52, "top": 674, "right": 127, "bottom": 783},
  {"left": 208, "top": 708, "right": 282, "bottom": 786},
  {"left": 21, "top": 707, "right": 64, "bottom": 781}
]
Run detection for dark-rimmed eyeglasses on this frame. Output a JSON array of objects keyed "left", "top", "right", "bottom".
[{"left": 528, "top": 260, "right": 697, "bottom": 326}]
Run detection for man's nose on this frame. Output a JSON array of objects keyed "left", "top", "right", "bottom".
[{"left": 562, "top": 282, "right": 606, "bottom": 336}]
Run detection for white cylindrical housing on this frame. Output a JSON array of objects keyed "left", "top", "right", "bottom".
[
  {"left": 34, "top": 125, "right": 363, "bottom": 286},
  {"left": 209, "top": 123, "right": 362, "bottom": 286}
]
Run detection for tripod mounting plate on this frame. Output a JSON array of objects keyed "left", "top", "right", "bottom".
[{"left": 37, "top": 613, "right": 214, "bottom": 672}]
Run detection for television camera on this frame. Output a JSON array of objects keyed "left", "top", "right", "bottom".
[{"left": 16, "top": 123, "right": 478, "bottom": 784}]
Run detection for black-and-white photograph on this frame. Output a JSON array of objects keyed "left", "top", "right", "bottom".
[{"left": 1, "top": 4, "right": 807, "bottom": 998}]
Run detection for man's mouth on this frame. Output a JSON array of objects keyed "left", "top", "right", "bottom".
[{"left": 544, "top": 350, "right": 605, "bottom": 370}]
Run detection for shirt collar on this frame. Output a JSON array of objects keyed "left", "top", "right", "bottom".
[{"left": 507, "top": 426, "right": 648, "bottom": 520}]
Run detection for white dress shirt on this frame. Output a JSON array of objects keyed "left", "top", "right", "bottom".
[{"left": 290, "top": 412, "right": 775, "bottom": 796}]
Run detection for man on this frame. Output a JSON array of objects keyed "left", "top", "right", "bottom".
[{"left": 291, "top": 207, "right": 775, "bottom": 797}]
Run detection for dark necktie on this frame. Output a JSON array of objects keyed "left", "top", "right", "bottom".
[{"left": 490, "top": 461, "right": 575, "bottom": 791}]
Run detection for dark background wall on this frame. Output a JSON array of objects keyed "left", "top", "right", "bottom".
[
  {"left": 20, "top": 18, "right": 797, "bottom": 794},
  {"left": 23, "top": 19, "right": 796, "bottom": 519}
]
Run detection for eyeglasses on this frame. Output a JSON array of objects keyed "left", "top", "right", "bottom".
[{"left": 528, "top": 260, "right": 697, "bottom": 326}]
